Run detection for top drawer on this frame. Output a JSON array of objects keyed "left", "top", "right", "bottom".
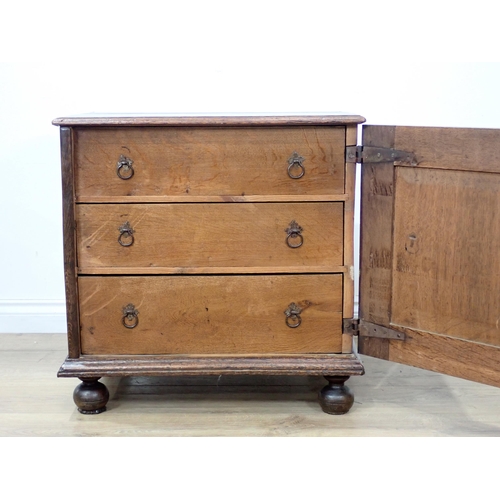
[{"left": 74, "top": 127, "right": 346, "bottom": 201}]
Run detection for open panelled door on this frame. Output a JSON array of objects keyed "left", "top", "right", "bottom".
[{"left": 358, "top": 125, "right": 500, "bottom": 387}]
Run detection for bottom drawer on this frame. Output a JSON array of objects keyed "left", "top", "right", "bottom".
[{"left": 79, "top": 274, "right": 343, "bottom": 355}]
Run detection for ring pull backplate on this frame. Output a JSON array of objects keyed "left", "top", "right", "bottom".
[
  {"left": 122, "top": 303, "right": 139, "bottom": 329},
  {"left": 118, "top": 221, "right": 135, "bottom": 247},
  {"left": 117, "top": 155, "right": 134, "bottom": 180},
  {"left": 287, "top": 151, "right": 305, "bottom": 179},
  {"left": 285, "top": 220, "right": 303, "bottom": 248},
  {"left": 284, "top": 302, "right": 302, "bottom": 328}
]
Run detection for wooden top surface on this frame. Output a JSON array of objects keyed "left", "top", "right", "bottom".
[{"left": 52, "top": 112, "right": 366, "bottom": 127}]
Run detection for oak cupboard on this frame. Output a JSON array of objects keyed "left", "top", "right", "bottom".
[{"left": 52, "top": 113, "right": 500, "bottom": 414}]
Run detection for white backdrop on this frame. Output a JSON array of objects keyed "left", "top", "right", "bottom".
[{"left": 1, "top": 2, "right": 500, "bottom": 333}]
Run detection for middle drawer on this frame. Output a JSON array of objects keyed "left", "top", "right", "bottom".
[{"left": 76, "top": 202, "right": 343, "bottom": 272}]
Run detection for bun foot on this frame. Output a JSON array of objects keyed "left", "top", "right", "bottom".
[
  {"left": 318, "top": 376, "right": 354, "bottom": 415},
  {"left": 73, "top": 378, "right": 109, "bottom": 414}
]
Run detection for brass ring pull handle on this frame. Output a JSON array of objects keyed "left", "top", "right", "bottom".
[
  {"left": 122, "top": 303, "right": 139, "bottom": 329},
  {"left": 118, "top": 221, "right": 135, "bottom": 247},
  {"left": 287, "top": 151, "right": 305, "bottom": 179},
  {"left": 284, "top": 302, "right": 302, "bottom": 328},
  {"left": 285, "top": 220, "right": 303, "bottom": 248},
  {"left": 117, "top": 155, "right": 134, "bottom": 180}
]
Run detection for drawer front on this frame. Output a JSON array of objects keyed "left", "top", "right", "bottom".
[
  {"left": 79, "top": 274, "right": 343, "bottom": 355},
  {"left": 76, "top": 202, "right": 343, "bottom": 272},
  {"left": 74, "top": 127, "right": 346, "bottom": 200}
]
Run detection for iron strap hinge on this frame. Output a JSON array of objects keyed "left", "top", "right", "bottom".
[
  {"left": 343, "top": 318, "right": 359, "bottom": 335},
  {"left": 346, "top": 146, "right": 417, "bottom": 166},
  {"left": 343, "top": 319, "right": 406, "bottom": 341}
]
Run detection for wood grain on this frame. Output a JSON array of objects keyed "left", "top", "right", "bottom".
[
  {"left": 74, "top": 127, "right": 346, "bottom": 200},
  {"left": 371, "top": 324, "right": 500, "bottom": 388},
  {"left": 359, "top": 124, "right": 500, "bottom": 389},
  {"left": 58, "top": 353, "right": 364, "bottom": 377},
  {"left": 78, "top": 274, "right": 343, "bottom": 355},
  {"left": 343, "top": 153, "right": 356, "bottom": 319},
  {"left": 60, "top": 127, "right": 81, "bottom": 359},
  {"left": 53, "top": 113, "right": 366, "bottom": 127},
  {"left": 345, "top": 125, "right": 358, "bottom": 147},
  {"left": 391, "top": 167, "right": 500, "bottom": 346},
  {"left": 76, "top": 202, "right": 344, "bottom": 270},
  {"left": 54, "top": 116, "right": 360, "bottom": 413},
  {"left": 342, "top": 333, "right": 354, "bottom": 354},
  {"left": 342, "top": 124, "right": 359, "bottom": 352},
  {"left": 392, "top": 125, "right": 500, "bottom": 173},
  {"left": 358, "top": 126, "right": 396, "bottom": 328}
]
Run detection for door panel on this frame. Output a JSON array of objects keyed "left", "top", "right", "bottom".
[
  {"left": 359, "top": 125, "right": 500, "bottom": 387},
  {"left": 392, "top": 166, "right": 500, "bottom": 346}
]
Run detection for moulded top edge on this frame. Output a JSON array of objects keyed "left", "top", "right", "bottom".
[{"left": 52, "top": 112, "right": 366, "bottom": 127}]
